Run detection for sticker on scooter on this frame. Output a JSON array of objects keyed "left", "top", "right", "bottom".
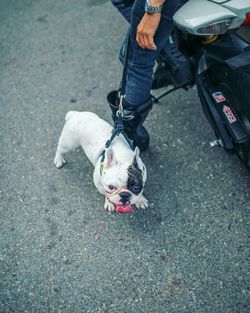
[
  {"left": 223, "top": 105, "right": 237, "bottom": 124},
  {"left": 212, "top": 92, "right": 226, "bottom": 103}
]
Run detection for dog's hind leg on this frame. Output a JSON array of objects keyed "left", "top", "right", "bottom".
[
  {"left": 54, "top": 144, "right": 68, "bottom": 168},
  {"left": 54, "top": 122, "right": 80, "bottom": 168}
]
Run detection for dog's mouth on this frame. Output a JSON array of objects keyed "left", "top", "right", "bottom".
[
  {"left": 105, "top": 189, "right": 134, "bottom": 213},
  {"left": 115, "top": 203, "right": 133, "bottom": 213}
]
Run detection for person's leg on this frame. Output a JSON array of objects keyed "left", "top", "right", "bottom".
[
  {"left": 151, "top": 37, "right": 193, "bottom": 90},
  {"left": 112, "top": 0, "right": 188, "bottom": 74},
  {"left": 111, "top": 0, "right": 132, "bottom": 23},
  {"left": 152, "top": 1, "right": 192, "bottom": 89},
  {"left": 108, "top": 0, "right": 185, "bottom": 150},
  {"left": 125, "top": 0, "right": 186, "bottom": 106}
]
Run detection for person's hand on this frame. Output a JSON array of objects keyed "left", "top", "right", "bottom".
[{"left": 136, "top": 12, "right": 161, "bottom": 50}]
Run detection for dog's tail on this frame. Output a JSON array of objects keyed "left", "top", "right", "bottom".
[{"left": 65, "top": 111, "right": 77, "bottom": 121}]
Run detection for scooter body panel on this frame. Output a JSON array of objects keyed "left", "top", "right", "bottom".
[
  {"left": 174, "top": 0, "right": 250, "bottom": 35},
  {"left": 197, "top": 32, "right": 248, "bottom": 75},
  {"left": 168, "top": 0, "right": 250, "bottom": 167}
]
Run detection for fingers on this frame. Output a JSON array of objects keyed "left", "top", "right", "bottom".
[
  {"left": 147, "top": 34, "right": 157, "bottom": 50},
  {"left": 136, "top": 29, "right": 157, "bottom": 50},
  {"left": 135, "top": 12, "right": 161, "bottom": 50}
]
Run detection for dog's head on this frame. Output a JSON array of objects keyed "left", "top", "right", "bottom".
[{"left": 100, "top": 147, "right": 147, "bottom": 211}]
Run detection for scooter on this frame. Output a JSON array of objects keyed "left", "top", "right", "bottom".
[{"left": 152, "top": 0, "right": 250, "bottom": 169}]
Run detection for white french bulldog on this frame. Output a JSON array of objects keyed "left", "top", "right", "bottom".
[{"left": 54, "top": 111, "right": 148, "bottom": 213}]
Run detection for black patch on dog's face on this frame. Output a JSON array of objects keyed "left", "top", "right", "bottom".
[{"left": 127, "top": 158, "right": 143, "bottom": 195}]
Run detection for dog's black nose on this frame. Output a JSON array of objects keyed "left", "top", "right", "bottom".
[{"left": 119, "top": 191, "right": 131, "bottom": 204}]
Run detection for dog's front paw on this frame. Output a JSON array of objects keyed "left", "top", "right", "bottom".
[
  {"left": 104, "top": 197, "right": 116, "bottom": 212},
  {"left": 54, "top": 154, "right": 66, "bottom": 168},
  {"left": 135, "top": 195, "right": 148, "bottom": 210}
]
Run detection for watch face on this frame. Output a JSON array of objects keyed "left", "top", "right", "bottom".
[{"left": 145, "top": 1, "right": 163, "bottom": 13}]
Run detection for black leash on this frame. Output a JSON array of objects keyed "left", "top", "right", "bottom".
[
  {"left": 100, "top": 31, "right": 134, "bottom": 171},
  {"left": 101, "top": 28, "right": 187, "bottom": 169},
  {"left": 102, "top": 114, "right": 134, "bottom": 153},
  {"left": 99, "top": 114, "right": 134, "bottom": 174}
]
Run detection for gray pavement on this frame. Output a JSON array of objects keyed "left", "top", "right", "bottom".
[{"left": 0, "top": 0, "right": 249, "bottom": 312}]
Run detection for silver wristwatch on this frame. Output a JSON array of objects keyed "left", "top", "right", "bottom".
[{"left": 145, "top": 0, "right": 164, "bottom": 14}]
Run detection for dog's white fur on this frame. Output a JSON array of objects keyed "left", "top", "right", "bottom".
[{"left": 54, "top": 111, "right": 148, "bottom": 212}]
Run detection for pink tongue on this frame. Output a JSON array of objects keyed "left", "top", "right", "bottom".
[{"left": 115, "top": 203, "right": 133, "bottom": 213}]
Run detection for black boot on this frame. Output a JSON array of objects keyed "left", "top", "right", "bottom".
[{"left": 107, "top": 90, "right": 152, "bottom": 152}]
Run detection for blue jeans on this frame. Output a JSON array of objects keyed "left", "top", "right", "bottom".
[{"left": 111, "top": 0, "right": 186, "bottom": 106}]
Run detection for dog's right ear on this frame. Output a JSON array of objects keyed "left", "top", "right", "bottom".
[
  {"left": 105, "top": 147, "right": 116, "bottom": 168},
  {"left": 132, "top": 146, "right": 140, "bottom": 166}
]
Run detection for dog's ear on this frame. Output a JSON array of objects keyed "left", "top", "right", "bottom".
[
  {"left": 105, "top": 147, "right": 116, "bottom": 168},
  {"left": 132, "top": 146, "right": 140, "bottom": 165}
]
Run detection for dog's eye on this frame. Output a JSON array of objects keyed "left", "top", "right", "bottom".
[
  {"left": 108, "top": 185, "right": 117, "bottom": 191},
  {"left": 132, "top": 184, "right": 140, "bottom": 193}
]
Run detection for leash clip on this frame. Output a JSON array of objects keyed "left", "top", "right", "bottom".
[{"left": 116, "top": 93, "right": 125, "bottom": 117}]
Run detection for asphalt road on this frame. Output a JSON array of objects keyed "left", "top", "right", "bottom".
[{"left": 0, "top": 0, "right": 249, "bottom": 312}]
